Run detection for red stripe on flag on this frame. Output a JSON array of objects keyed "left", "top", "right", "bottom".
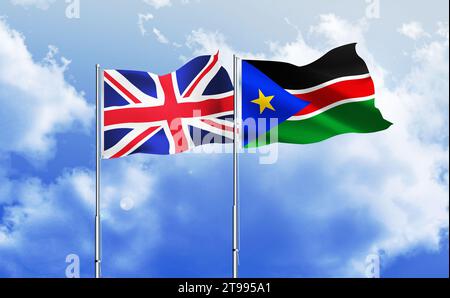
[
  {"left": 183, "top": 52, "right": 219, "bottom": 98},
  {"left": 111, "top": 126, "right": 159, "bottom": 158},
  {"left": 292, "top": 77, "right": 374, "bottom": 116},
  {"left": 201, "top": 119, "right": 234, "bottom": 132},
  {"left": 104, "top": 71, "right": 142, "bottom": 104},
  {"left": 104, "top": 96, "right": 234, "bottom": 126},
  {"left": 159, "top": 73, "right": 189, "bottom": 153}
]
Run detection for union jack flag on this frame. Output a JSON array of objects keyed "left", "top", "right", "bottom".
[{"left": 102, "top": 53, "right": 234, "bottom": 158}]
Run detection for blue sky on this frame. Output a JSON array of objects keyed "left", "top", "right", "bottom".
[{"left": 0, "top": 0, "right": 448, "bottom": 277}]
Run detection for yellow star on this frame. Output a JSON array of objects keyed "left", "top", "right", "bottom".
[{"left": 251, "top": 89, "right": 275, "bottom": 114}]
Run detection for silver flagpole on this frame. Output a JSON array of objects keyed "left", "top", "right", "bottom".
[
  {"left": 232, "top": 55, "right": 239, "bottom": 278},
  {"left": 95, "top": 64, "right": 102, "bottom": 278}
]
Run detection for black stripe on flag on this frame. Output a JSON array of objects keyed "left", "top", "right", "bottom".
[{"left": 245, "top": 43, "right": 369, "bottom": 89}]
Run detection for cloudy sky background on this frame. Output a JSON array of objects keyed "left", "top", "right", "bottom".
[{"left": 0, "top": 0, "right": 448, "bottom": 277}]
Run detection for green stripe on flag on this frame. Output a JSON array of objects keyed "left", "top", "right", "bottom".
[{"left": 245, "top": 99, "right": 392, "bottom": 147}]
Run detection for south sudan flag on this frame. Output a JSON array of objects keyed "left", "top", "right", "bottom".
[{"left": 241, "top": 43, "right": 392, "bottom": 147}]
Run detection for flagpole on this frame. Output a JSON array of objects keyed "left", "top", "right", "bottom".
[
  {"left": 95, "top": 64, "right": 102, "bottom": 278},
  {"left": 232, "top": 55, "right": 239, "bottom": 278}
]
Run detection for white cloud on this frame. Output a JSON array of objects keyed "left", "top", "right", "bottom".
[
  {"left": 185, "top": 15, "right": 373, "bottom": 78},
  {"left": 143, "top": 0, "right": 172, "bottom": 9},
  {"left": 138, "top": 15, "right": 181, "bottom": 47},
  {"left": 186, "top": 28, "right": 264, "bottom": 73},
  {"left": 102, "top": 158, "right": 155, "bottom": 221},
  {"left": 398, "top": 21, "right": 429, "bottom": 40},
  {"left": 310, "top": 14, "right": 368, "bottom": 46},
  {"left": 436, "top": 21, "right": 449, "bottom": 43},
  {"left": 267, "top": 34, "right": 320, "bottom": 67},
  {"left": 0, "top": 157, "right": 162, "bottom": 276},
  {"left": 152, "top": 27, "right": 169, "bottom": 44},
  {"left": 137, "top": 13, "right": 154, "bottom": 36},
  {"left": 100, "top": 158, "right": 162, "bottom": 272},
  {"left": 10, "top": 0, "right": 55, "bottom": 10},
  {"left": 185, "top": 14, "right": 449, "bottom": 276},
  {"left": 0, "top": 169, "right": 93, "bottom": 248},
  {"left": 0, "top": 19, "right": 92, "bottom": 162}
]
